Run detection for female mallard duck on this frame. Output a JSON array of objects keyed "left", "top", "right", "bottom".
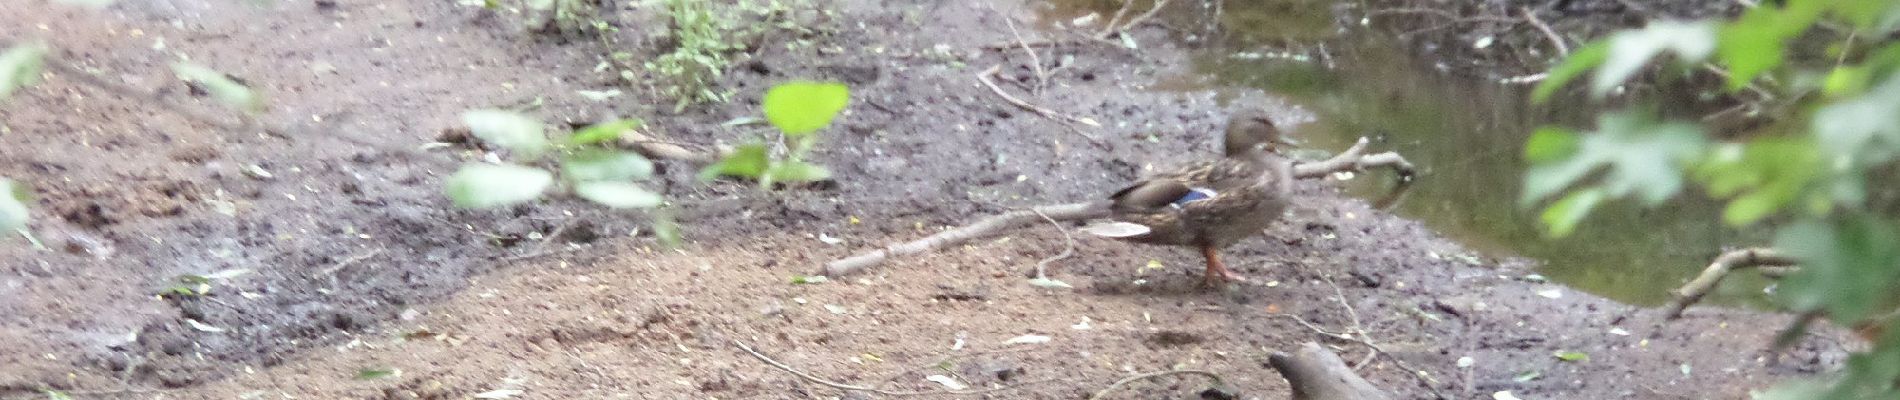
[{"left": 1085, "top": 110, "right": 1297, "bottom": 286}]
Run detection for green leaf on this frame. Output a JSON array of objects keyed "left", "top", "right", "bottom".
[
  {"left": 1553, "top": 351, "right": 1591, "bottom": 362},
  {"left": 1591, "top": 21, "right": 1718, "bottom": 97},
  {"left": 1812, "top": 77, "right": 1900, "bottom": 165},
  {"left": 567, "top": 119, "right": 642, "bottom": 145},
  {"left": 461, "top": 110, "right": 549, "bottom": 157},
  {"left": 41, "top": 389, "right": 72, "bottom": 400},
  {"left": 355, "top": 368, "right": 398, "bottom": 380},
  {"left": 574, "top": 181, "right": 662, "bottom": 209},
  {"left": 0, "top": 43, "right": 47, "bottom": 100},
  {"left": 764, "top": 160, "right": 831, "bottom": 184},
  {"left": 1750, "top": 379, "right": 1831, "bottom": 400},
  {"left": 699, "top": 143, "right": 770, "bottom": 181},
  {"left": 1523, "top": 126, "right": 1580, "bottom": 163},
  {"left": 1521, "top": 111, "right": 1708, "bottom": 207},
  {"left": 1539, "top": 188, "right": 1605, "bottom": 238},
  {"left": 0, "top": 178, "right": 28, "bottom": 232},
  {"left": 1694, "top": 139, "right": 1819, "bottom": 226},
  {"left": 762, "top": 81, "right": 850, "bottom": 136},
  {"left": 561, "top": 150, "right": 653, "bottom": 182},
  {"left": 1532, "top": 40, "right": 1609, "bottom": 103},
  {"left": 1774, "top": 216, "right": 1900, "bottom": 323},
  {"left": 444, "top": 163, "right": 553, "bottom": 208},
  {"left": 172, "top": 62, "right": 263, "bottom": 113}
]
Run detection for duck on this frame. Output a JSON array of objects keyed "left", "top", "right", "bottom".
[{"left": 1084, "top": 110, "right": 1298, "bottom": 286}]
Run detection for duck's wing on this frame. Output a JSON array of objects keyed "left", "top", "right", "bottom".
[{"left": 1109, "top": 179, "right": 1195, "bottom": 212}]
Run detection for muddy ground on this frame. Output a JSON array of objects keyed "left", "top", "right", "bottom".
[{"left": 0, "top": 0, "right": 1854, "bottom": 399}]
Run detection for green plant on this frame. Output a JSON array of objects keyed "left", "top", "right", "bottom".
[
  {"left": 0, "top": 42, "right": 46, "bottom": 100},
  {"left": 443, "top": 111, "right": 661, "bottom": 209},
  {"left": 1524, "top": 1, "right": 1900, "bottom": 397},
  {"left": 0, "top": 178, "right": 30, "bottom": 233},
  {"left": 701, "top": 81, "right": 848, "bottom": 188},
  {"left": 643, "top": 0, "right": 825, "bottom": 112},
  {"left": 647, "top": 0, "right": 741, "bottom": 112}
]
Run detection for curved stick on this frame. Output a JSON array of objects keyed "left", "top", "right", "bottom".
[
  {"left": 820, "top": 138, "right": 1417, "bottom": 276},
  {"left": 1660, "top": 247, "right": 1798, "bottom": 320}
]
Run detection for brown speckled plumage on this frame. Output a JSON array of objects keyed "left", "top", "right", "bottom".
[{"left": 1102, "top": 110, "right": 1296, "bottom": 285}]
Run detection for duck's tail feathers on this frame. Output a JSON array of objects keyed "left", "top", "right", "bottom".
[{"left": 1081, "top": 221, "right": 1152, "bottom": 238}]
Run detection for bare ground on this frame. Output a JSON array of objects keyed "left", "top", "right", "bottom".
[{"left": 0, "top": 0, "right": 1853, "bottom": 399}]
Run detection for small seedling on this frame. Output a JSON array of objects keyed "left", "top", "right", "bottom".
[
  {"left": 443, "top": 111, "right": 662, "bottom": 210},
  {"left": 0, "top": 43, "right": 46, "bottom": 101},
  {"left": 701, "top": 81, "right": 849, "bottom": 188},
  {"left": 172, "top": 62, "right": 263, "bottom": 114},
  {"left": 0, "top": 178, "right": 30, "bottom": 234}
]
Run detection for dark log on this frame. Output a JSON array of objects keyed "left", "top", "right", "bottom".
[{"left": 1268, "top": 342, "right": 1394, "bottom": 400}]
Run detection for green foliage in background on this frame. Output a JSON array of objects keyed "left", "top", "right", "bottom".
[
  {"left": 644, "top": 0, "right": 825, "bottom": 112},
  {"left": 0, "top": 43, "right": 46, "bottom": 100},
  {"left": 647, "top": 0, "right": 741, "bottom": 112},
  {"left": 1525, "top": 1, "right": 1900, "bottom": 397},
  {"left": 702, "top": 81, "right": 847, "bottom": 188},
  {"left": 444, "top": 111, "right": 660, "bottom": 210},
  {"left": 0, "top": 179, "right": 30, "bottom": 233}
]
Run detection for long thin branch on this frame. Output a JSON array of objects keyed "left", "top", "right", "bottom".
[
  {"left": 1088, "top": 370, "right": 1224, "bottom": 400},
  {"left": 821, "top": 138, "right": 1416, "bottom": 276},
  {"left": 1520, "top": 7, "right": 1569, "bottom": 56},
  {"left": 1661, "top": 247, "right": 1798, "bottom": 319},
  {"left": 823, "top": 202, "right": 1109, "bottom": 276}
]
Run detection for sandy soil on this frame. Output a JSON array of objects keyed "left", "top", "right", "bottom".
[{"left": 0, "top": 0, "right": 1851, "bottom": 399}]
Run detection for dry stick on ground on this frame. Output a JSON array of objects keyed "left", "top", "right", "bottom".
[
  {"left": 1031, "top": 209, "right": 1078, "bottom": 279},
  {"left": 822, "top": 138, "right": 1416, "bottom": 276},
  {"left": 982, "top": 0, "right": 1172, "bottom": 50},
  {"left": 998, "top": 10, "right": 1053, "bottom": 95},
  {"left": 1088, "top": 370, "right": 1226, "bottom": 400},
  {"left": 732, "top": 339, "right": 1050, "bottom": 396},
  {"left": 976, "top": 65, "right": 1102, "bottom": 140},
  {"left": 1520, "top": 6, "right": 1569, "bottom": 56},
  {"left": 1658, "top": 247, "right": 1798, "bottom": 320}
]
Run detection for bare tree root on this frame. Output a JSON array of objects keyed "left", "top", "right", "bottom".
[
  {"left": 732, "top": 339, "right": 1050, "bottom": 396},
  {"left": 1269, "top": 342, "right": 1395, "bottom": 400},
  {"left": 821, "top": 138, "right": 1416, "bottom": 276},
  {"left": 1659, "top": 248, "right": 1798, "bottom": 320},
  {"left": 1087, "top": 369, "right": 1226, "bottom": 400}
]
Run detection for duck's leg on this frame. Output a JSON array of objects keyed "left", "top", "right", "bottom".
[{"left": 1200, "top": 245, "right": 1247, "bottom": 286}]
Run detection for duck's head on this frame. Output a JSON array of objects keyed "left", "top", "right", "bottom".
[{"left": 1222, "top": 110, "right": 1300, "bottom": 157}]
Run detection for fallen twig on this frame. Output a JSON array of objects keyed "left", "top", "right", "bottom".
[
  {"left": 821, "top": 138, "right": 1416, "bottom": 276},
  {"left": 824, "top": 202, "right": 1108, "bottom": 276},
  {"left": 1659, "top": 247, "right": 1797, "bottom": 320},
  {"left": 982, "top": 0, "right": 1172, "bottom": 50},
  {"left": 1031, "top": 209, "right": 1077, "bottom": 279},
  {"left": 998, "top": 10, "right": 1052, "bottom": 95},
  {"left": 1520, "top": 6, "right": 1569, "bottom": 56},
  {"left": 1088, "top": 369, "right": 1224, "bottom": 400},
  {"left": 733, "top": 339, "right": 1047, "bottom": 396},
  {"left": 976, "top": 65, "right": 1102, "bottom": 137}
]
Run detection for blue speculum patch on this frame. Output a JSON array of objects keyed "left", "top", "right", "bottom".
[{"left": 1171, "top": 188, "right": 1218, "bottom": 208}]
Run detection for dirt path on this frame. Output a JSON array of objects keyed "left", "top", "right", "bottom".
[{"left": 0, "top": 0, "right": 1848, "bottom": 399}]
